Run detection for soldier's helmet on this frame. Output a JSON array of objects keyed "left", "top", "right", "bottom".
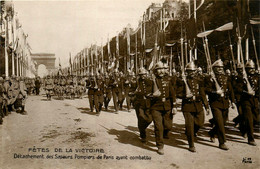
[
  {"left": 237, "top": 63, "right": 243, "bottom": 69},
  {"left": 226, "top": 69, "right": 231, "bottom": 75},
  {"left": 212, "top": 59, "right": 224, "bottom": 67},
  {"left": 19, "top": 76, "right": 24, "bottom": 81},
  {"left": 245, "top": 59, "right": 255, "bottom": 69},
  {"left": 0, "top": 77, "right": 3, "bottom": 82},
  {"left": 185, "top": 61, "right": 197, "bottom": 71},
  {"left": 11, "top": 75, "right": 16, "bottom": 79},
  {"left": 139, "top": 67, "right": 148, "bottom": 75},
  {"left": 172, "top": 68, "right": 176, "bottom": 74},
  {"left": 154, "top": 61, "right": 164, "bottom": 70},
  {"left": 5, "top": 77, "right": 10, "bottom": 81}
]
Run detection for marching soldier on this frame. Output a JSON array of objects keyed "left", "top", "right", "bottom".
[
  {"left": 66, "top": 75, "right": 74, "bottom": 99},
  {"left": 232, "top": 63, "right": 244, "bottom": 132},
  {"left": 35, "top": 76, "right": 41, "bottom": 95},
  {"left": 119, "top": 72, "right": 126, "bottom": 110},
  {"left": 177, "top": 61, "right": 210, "bottom": 152},
  {"left": 87, "top": 73, "right": 95, "bottom": 113},
  {"left": 53, "top": 76, "right": 59, "bottom": 96},
  {"left": 150, "top": 61, "right": 177, "bottom": 155},
  {"left": 205, "top": 59, "right": 235, "bottom": 150},
  {"left": 60, "top": 75, "right": 67, "bottom": 99},
  {"left": 94, "top": 73, "right": 104, "bottom": 115},
  {"left": 110, "top": 69, "right": 124, "bottom": 113},
  {"left": 44, "top": 75, "right": 54, "bottom": 100},
  {"left": 133, "top": 67, "right": 153, "bottom": 143},
  {"left": 124, "top": 70, "right": 137, "bottom": 112},
  {"left": 240, "top": 60, "right": 259, "bottom": 146},
  {"left": 103, "top": 72, "right": 112, "bottom": 111}
]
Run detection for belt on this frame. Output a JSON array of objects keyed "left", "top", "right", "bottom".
[{"left": 161, "top": 98, "right": 170, "bottom": 102}]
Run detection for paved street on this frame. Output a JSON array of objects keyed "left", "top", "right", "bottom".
[{"left": 0, "top": 94, "right": 259, "bottom": 169}]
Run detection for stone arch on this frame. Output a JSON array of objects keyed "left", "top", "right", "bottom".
[{"left": 31, "top": 53, "right": 56, "bottom": 76}]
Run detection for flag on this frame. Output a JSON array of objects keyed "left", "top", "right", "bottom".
[
  {"left": 126, "top": 26, "right": 131, "bottom": 55},
  {"left": 131, "top": 20, "right": 141, "bottom": 35},
  {"left": 59, "top": 57, "right": 61, "bottom": 67},
  {"left": 107, "top": 35, "right": 111, "bottom": 58},
  {"left": 69, "top": 53, "right": 72, "bottom": 66},
  {"left": 116, "top": 33, "right": 119, "bottom": 58}
]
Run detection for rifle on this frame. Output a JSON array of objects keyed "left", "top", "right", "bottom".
[
  {"left": 201, "top": 22, "right": 223, "bottom": 96},
  {"left": 236, "top": 20, "right": 254, "bottom": 95},
  {"left": 178, "top": 54, "right": 193, "bottom": 98},
  {"left": 180, "top": 23, "right": 192, "bottom": 98}
]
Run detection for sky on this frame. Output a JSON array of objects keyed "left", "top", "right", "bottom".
[{"left": 13, "top": 0, "right": 167, "bottom": 67}]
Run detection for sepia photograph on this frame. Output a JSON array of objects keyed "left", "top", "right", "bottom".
[{"left": 0, "top": 0, "right": 259, "bottom": 168}]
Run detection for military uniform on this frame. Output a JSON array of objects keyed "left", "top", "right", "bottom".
[
  {"left": 124, "top": 72, "right": 137, "bottom": 111},
  {"left": 177, "top": 62, "right": 209, "bottom": 152},
  {"left": 94, "top": 74, "right": 104, "bottom": 114},
  {"left": 133, "top": 68, "right": 153, "bottom": 142},
  {"left": 14, "top": 77, "right": 27, "bottom": 114},
  {"left": 205, "top": 59, "right": 235, "bottom": 150},
  {"left": 231, "top": 65, "right": 244, "bottom": 133},
  {"left": 110, "top": 70, "right": 124, "bottom": 112},
  {"left": 87, "top": 75, "right": 96, "bottom": 112},
  {"left": 240, "top": 60, "right": 259, "bottom": 146},
  {"left": 44, "top": 76, "right": 54, "bottom": 100},
  {"left": 103, "top": 73, "right": 112, "bottom": 110},
  {"left": 35, "top": 77, "right": 41, "bottom": 95},
  {"left": 150, "top": 61, "right": 177, "bottom": 155},
  {"left": 8, "top": 77, "right": 20, "bottom": 109}
]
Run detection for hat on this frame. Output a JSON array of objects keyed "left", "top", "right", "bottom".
[
  {"left": 185, "top": 61, "right": 196, "bottom": 71},
  {"left": 139, "top": 67, "right": 148, "bottom": 75},
  {"left": 245, "top": 60, "right": 255, "bottom": 69},
  {"left": 237, "top": 63, "right": 243, "bottom": 69},
  {"left": 226, "top": 69, "right": 231, "bottom": 74},
  {"left": 212, "top": 59, "right": 224, "bottom": 67},
  {"left": 154, "top": 61, "right": 164, "bottom": 70}
]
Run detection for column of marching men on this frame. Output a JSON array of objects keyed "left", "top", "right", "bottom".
[
  {"left": 1, "top": 58, "right": 259, "bottom": 155},
  {"left": 42, "top": 58, "right": 259, "bottom": 155}
]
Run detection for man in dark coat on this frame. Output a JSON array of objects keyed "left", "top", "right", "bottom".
[
  {"left": 177, "top": 61, "right": 210, "bottom": 152},
  {"left": 150, "top": 61, "right": 177, "bottom": 155},
  {"left": 133, "top": 67, "right": 153, "bottom": 143},
  {"left": 240, "top": 60, "right": 259, "bottom": 146},
  {"left": 205, "top": 59, "right": 235, "bottom": 151}
]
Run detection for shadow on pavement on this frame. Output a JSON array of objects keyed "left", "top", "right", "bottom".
[
  {"left": 77, "top": 107, "right": 97, "bottom": 116},
  {"left": 100, "top": 124, "right": 157, "bottom": 152}
]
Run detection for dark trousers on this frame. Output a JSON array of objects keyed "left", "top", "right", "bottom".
[
  {"left": 104, "top": 92, "right": 111, "bottom": 109},
  {"left": 151, "top": 109, "right": 173, "bottom": 149},
  {"left": 94, "top": 94, "right": 103, "bottom": 113},
  {"left": 88, "top": 94, "right": 95, "bottom": 112},
  {"left": 36, "top": 87, "right": 40, "bottom": 95},
  {"left": 135, "top": 107, "right": 152, "bottom": 138},
  {"left": 209, "top": 107, "right": 228, "bottom": 144},
  {"left": 242, "top": 104, "right": 259, "bottom": 142},
  {"left": 183, "top": 110, "right": 204, "bottom": 147},
  {"left": 112, "top": 88, "right": 123, "bottom": 111}
]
